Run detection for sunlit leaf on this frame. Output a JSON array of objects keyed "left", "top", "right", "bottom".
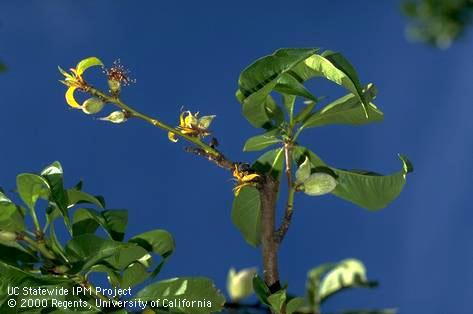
[{"left": 76, "top": 57, "right": 103, "bottom": 76}]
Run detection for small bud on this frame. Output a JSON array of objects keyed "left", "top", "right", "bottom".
[
  {"left": 99, "top": 111, "right": 127, "bottom": 124},
  {"left": 82, "top": 97, "right": 105, "bottom": 115},
  {"left": 0, "top": 230, "right": 17, "bottom": 242},
  {"left": 227, "top": 267, "right": 257, "bottom": 301},
  {"left": 302, "top": 173, "right": 337, "bottom": 196},
  {"left": 197, "top": 115, "right": 216, "bottom": 130},
  {"left": 108, "top": 79, "right": 121, "bottom": 93}
]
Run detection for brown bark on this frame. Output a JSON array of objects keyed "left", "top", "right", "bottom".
[{"left": 259, "top": 174, "right": 281, "bottom": 292}]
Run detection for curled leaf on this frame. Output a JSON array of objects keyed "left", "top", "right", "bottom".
[
  {"left": 76, "top": 57, "right": 103, "bottom": 76},
  {"left": 295, "top": 156, "right": 311, "bottom": 183},
  {"left": 65, "top": 86, "right": 81, "bottom": 108}
]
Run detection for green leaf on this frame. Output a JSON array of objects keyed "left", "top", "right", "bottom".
[
  {"left": 72, "top": 208, "right": 128, "bottom": 241},
  {"left": 293, "top": 147, "right": 413, "bottom": 210},
  {"left": 291, "top": 51, "right": 368, "bottom": 114},
  {"left": 301, "top": 89, "right": 383, "bottom": 129},
  {"left": 253, "top": 147, "right": 285, "bottom": 179},
  {"left": 16, "top": 173, "right": 50, "bottom": 210},
  {"left": 49, "top": 223, "right": 69, "bottom": 264},
  {"left": 65, "top": 234, "right": 134, "bottom": 272},
  {"left": 103, "top": 244, "right": 150, "bottom": 270},
  {"left": 129, "top": 229, "right": 175, "bottom": 258},
  {"left": 134, "top": 277, "right": 226, "bottom": 314},
  {"left": 243, "top": 129, "right": 282, "bottom": 152},
  {"left": 267, "top": 290, "right": 287, "bottom": 313},
  {"left": 282, "top": 94, "right": 296, "bottom": 122},
  {"left": 237, "top": 48, "right": 373, "bottom": 128},
  {"left": 0, "top": 261, "right": 72, "bottom": 309},
  {"left": 274, "top": 73, "right": 317, "bottom": 102},
  {"left": 294, "top": 101, "right": 316, "bottom": 124},
  {"left": 331, "top": 154, "right": 413, "bottom": 210},
  {"left": 0, "top": 62, "right": 6, "bottom": 73},
  {"left": 286, "top": 297, "right": 306, "bottom": 314},
  {"left": 236, "top": 48, "right": 318, "bottom": 127},
  {"left": 231, "top": 187, "right": 261, "bottom": 247},
  {"left": 252, "top": 275, "right": 271, "bottom": 305},
  {"left": 76, "top": 57, "right": 103, "bottom": 75},
  {"left": 67, "top": 189, "right": 105, "bottom": 209},
  {"left": 0, "top": 191, "right": 24, "bottom": 232},
  {"left": 41, "top": 162, "right": 72, "bottom": 233},
  {"left": 319, "top": 259, "right": 377, "bottom": 304},
  {"left": 121, "top": 262, "right": 150, "bottom": 289}
]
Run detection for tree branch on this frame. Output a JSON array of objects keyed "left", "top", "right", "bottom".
[{"left": 259, "top": 174, "right": 281, "bottom": 293}]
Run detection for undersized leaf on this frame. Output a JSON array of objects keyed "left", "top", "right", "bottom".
[
  {"left": 134, "top": 277, "right": 226, "bottom": 314},
  {"left": 253, "top": 147, "right": 285, "bottom": 179},
  {"left": 243, "top": 129, "right": 282, "bottom": 152},
  {"left": 252, "top": 275, "right": 271, "bottom": 305},
  {"left": 231, "top": 187, "right": 261, "bottom": 247},
  {"left": 267, "top": 290, "right": 287, "bottom": 313}
]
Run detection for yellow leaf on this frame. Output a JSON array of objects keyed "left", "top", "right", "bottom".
[
  {"left": 65, "top": 86, "right": 81, "bottom": 108},
  {"left": 76, "top": 57, "right": 103, "bottom": 76}
]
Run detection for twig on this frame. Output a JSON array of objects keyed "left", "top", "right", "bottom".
[{"left": 275, "top": 142, "right": 296, "bottom": 243}]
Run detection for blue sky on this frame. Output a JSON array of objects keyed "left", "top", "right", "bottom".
[{"left": 1, "top": 1, "right": 472, "bottom": 313}]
